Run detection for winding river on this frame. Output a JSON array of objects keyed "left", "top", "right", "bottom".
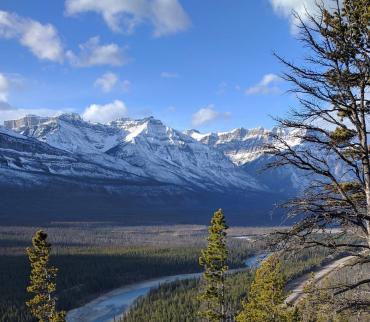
[{"left": 67, "top": 253, "right": 267, "bottom": 322}]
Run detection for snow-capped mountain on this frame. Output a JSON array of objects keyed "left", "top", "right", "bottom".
[
  {"left": 0, "top": 122, "right": 148, "bottom": 186},
  {"left": 186, "top": 127, "right": 305, "bottom": 192},
  {"left": 1, "top": 114, "right": 260, "bottom": 191},
  {"left": 0, "top": 114, "right": 302, "bottom": 225},
  {"left": 185, "top": 127, "right": 300, "bottom": 165}
]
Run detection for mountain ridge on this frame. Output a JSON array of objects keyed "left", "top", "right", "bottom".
[{"left": 0, "top": 114, "right": 298, "bottom": 225}]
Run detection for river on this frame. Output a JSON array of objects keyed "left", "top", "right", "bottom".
[{"left": 67, "top": 253, "right": 267, "bottom": 322}]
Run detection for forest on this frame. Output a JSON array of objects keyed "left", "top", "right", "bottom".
[
  {"left": 120, "top": 247, "right": 335, "bottom": 322},
  {"left": 0, "top": 224, "right": 268, "bottom": 322}
]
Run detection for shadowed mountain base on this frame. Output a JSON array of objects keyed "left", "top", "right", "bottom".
[{"left": 0, "top": 183, "right": 288, "bottom": 226}]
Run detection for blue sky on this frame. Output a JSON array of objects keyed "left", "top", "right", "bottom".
[{"left": 0, "top": 0, "right": 320, "bottom": 132}]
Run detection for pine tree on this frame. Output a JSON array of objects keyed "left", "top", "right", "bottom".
[
  {"left": 198, "top": 209, "right": 229, "bottom": 322},
  {"left": 26, "top": 230, "right": 65, "bottom": 322},
  {"left": 236, "top": 255, "right": 291, "bottom": 322}
]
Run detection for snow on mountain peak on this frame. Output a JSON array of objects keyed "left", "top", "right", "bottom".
[
  {"left": 5, "top": 114, "right": 123, "bottom": 154},
  {"left": 58, "top": 113, "right": 82, "bottom": 122},
  {"left": 187, "top": 126, "right": 300, "bottom": 165},
  {"left": 3, "top": 114, "right": 261, "bottom": 190},
  {"left": 184, "top": 129, "right": 211, "bottom": 141}
]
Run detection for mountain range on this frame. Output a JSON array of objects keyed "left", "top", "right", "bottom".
[{"left": 0, "top": 114, "right": 302, "bottom": 225}]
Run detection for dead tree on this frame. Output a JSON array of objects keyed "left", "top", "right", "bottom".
[{"left": 266, "top": 0, "right": 370, "bottom": 302}]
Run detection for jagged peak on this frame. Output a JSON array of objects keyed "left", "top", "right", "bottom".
[
  {"left": 110, "top": 116, "right": 163, "bottom": 127},
  {"left": 57, "top": 113, "right": 82, "bottom": 122},
  {"left": 184, "top": 129, "right": 211, "bottom": 141},
  {"left": 138, "top": 116, "right": 164, "bottom": 127},
  {"left": 184, "top": 129, "right": 200, "bottom": 135},
  {"left": 188, "top": 126, "right": 293, "bottom": 143}
]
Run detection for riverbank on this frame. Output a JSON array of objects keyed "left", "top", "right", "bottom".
[{"left": 67, "top": 253, "right": 267, "bottom": 322}]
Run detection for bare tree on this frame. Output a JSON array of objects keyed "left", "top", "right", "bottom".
[{"left": 267, "top": 0, "right": 370, "bottom": 302}]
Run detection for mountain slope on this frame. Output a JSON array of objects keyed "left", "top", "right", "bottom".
[
  {"left": 0, "top": 115, "right": 294, "bottom": 225},
  {"left": 186, "top": 127, "right": 303, "bottom": 193},
  {"left": 6, "top": 114, "right": 260, "bottom": 190}
]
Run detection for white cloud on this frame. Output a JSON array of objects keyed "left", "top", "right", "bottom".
[
  {"left": 0, "top": 10, "right": 64, "bottom": 62},
  {"left": 66, "top": 36, "right": 128, "bottom": 67},
  {"left": 65, "top": 0, "right": 191, "bottom": 37},
  {"left": 191, "top": 104, "right": 230, "bottom": 127},
  {"left": 94, "top": 72, "right": 118, "bottom": 92},
  {"left": 0, "top": 73, "right": 24, "bottom": 104},
  {"left": 269, "top": 0, "right": 341, "bottom": 32},
  {"left": 245, "top": 73, "right": 281, "bottom": 95},
  {"left": 82, "top": 100, "right": 128, "bottom": 123},
  {"left": 0, "top": 73, "right": 9, "bottom": 102},
  {"left": 94, "top": 72, "right": 131, "bottom": 93},
  {"left": 161, "top": 71, "right": 179, "bottom": 78}
]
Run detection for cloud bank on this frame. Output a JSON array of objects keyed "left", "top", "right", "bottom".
[
  {"left": 0, "top": 10, "right": 64, "bottom": 62},
  {"left": 0, "top": 73, "right": 10, "bottom": 102},
  {"left": 94, "top": 72, "right": 131, "bottom": 93},
  {"left": 192, "top": 104, "right": 230, "bottom": 127},
  {"left": 269, "top": 0, "right": 342, "bottom": 32},
  {"left": 66, "top": 36, "right": 128, "bottom": 67},
  {"left": 0, "top": 11, "right": 129, "bottom": 68},
  {"left": 65, "top": 0, "right": 191, "bottom": 37},
  {"left": 82, "top": 100, "right": 128, "bottom": 123},
  {"left": 94, "top": 72, "right": 119, "bottom": 92},
  {"left": 245, "top": 73, "right": 281, "bottom": 95}
]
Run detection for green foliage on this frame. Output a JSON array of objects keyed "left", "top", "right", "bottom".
[
  {"left": 296, "top": 274, "right": 350, "bottom": 322},
  {"left": 0, "top": 247, "right": 206, "bottom": 322},
  {"left": 121, "top": 271, "right": 254, "bottom": 322},
  {"left": 329, "top": 127, "right": 355, "bottom": 144},
  {"left": 280, "top": 246, "right": 338, "bottom": 281},
  {"left": 236, "top": 255, "right": 292, "bottom": 322},
  {"left": 121, "top": 246, "right": 350, "bottom": 322},
  {"left": 322, "top": 0, "right": 369, "bottom": 86},
  {"left": 26, "top": 230, "right": 65, "bottom": 322},
  {"left": 0, "top": 224, "right": 259, "bottom": 322},
  {"left": 198, "top": 209, "right": 229, "bottom": 322},
  {"left": 322, "top": 0, "right": 370, "bottom": 133}
]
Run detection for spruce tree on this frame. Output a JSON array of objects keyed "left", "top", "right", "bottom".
[
  {"left": 26, "top": 230, "right": 65, "bottom": 322},
  {"left": 198, "top": 209, "right": 229, "bottom": 322},
  {"left": 236, "top": 255, "right": 291, "bottom": 322}
]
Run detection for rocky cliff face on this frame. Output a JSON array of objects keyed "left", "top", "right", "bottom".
[
  {"left": 185, "top": 127, "right": 299, "bottom": 165},
  {"left": 185, "top": 126, "right": 305, "bottom": 193},
  {"left": 4, "top": 114, "right": 54, "bottom": 130}
]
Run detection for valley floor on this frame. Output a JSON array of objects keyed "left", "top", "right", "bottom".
[
  {"left": 0, "top": 223, "right": 271, "bottom": 322},
  {"left": 2, "top": 223, "right": 367, "bottom": 322}
]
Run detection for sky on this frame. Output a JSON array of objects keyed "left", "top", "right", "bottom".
[{"left": 0, "top": 0, "right": 330, "bottom": 132}]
